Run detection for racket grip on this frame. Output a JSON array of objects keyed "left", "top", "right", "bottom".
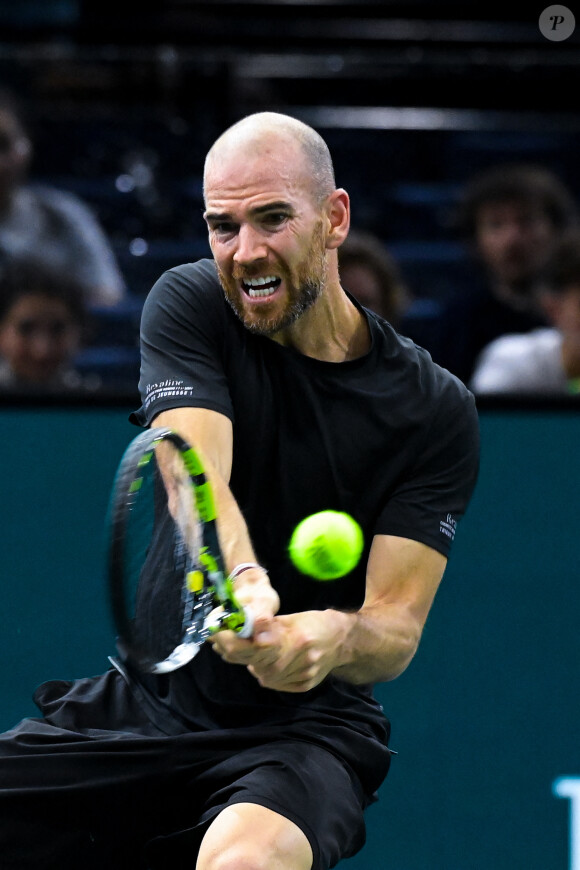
[{"left": 238, "top": 606, "right": 255, "bottom": 639}]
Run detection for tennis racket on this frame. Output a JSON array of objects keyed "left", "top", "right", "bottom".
[{"left": 107, "top": 426, "right": 254, "bottom": 674}]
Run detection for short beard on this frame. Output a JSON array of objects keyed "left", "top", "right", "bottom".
[{"left": 218, "top": 224, "right": 327, "bottom": 336}]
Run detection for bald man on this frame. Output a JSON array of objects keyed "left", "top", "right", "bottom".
[{"left": 0, "top": 113, "right": 480, "bottom": 870}]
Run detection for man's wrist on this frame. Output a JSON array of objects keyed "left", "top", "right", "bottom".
[{"left": 229, "top": 562, "right": 269, "bottom": 580}]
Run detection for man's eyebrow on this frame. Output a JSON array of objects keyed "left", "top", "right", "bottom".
[
  {"left": 203, "top": 210, "right": 231, "bottom": 222},
  {"left": 251, "top": 201, "right": 294, "bottom": 215},
  {"left": 204, "top": 201, "right": 294, "bottom": 222}
]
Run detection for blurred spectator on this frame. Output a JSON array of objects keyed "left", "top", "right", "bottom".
[
  {"left": 470, "top": 230, "right": 580, "bottom": 396},
  {"left": 434, "top": 163, "right": 578, "bottom": 384},
  {"left": 338, "top": 229, "right": 410, "bottom": 328},
  {"left": 0, "top": 88, "right": 126, "bottom": 306},
  {"left": 0, "top": 259, "right": 101, "bottom": 393}
]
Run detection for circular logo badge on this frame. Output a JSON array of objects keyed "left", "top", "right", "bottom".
[{"left": 539, "top": 5, "right": 576, "bottom": 41}]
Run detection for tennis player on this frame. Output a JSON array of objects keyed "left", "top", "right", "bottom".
[{"left": 0, "top": 111, "right": 479, "bottom": 870}]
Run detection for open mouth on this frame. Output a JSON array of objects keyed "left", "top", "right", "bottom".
[{"left": 241, "top": 276, "right": 282, "bottom": 298}]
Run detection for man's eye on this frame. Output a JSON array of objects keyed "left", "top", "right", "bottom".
[
  {"left": 212, "top": 222, "right": 236, "bottom": 234},
  {"left": 262, "top": 213, "right": 288, "bottom": 227}
]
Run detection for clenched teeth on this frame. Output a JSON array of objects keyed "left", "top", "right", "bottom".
[{"left": 242, "top": 276, "right": 282, "bottom": 298}]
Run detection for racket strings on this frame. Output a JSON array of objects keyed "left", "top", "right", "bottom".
[
  {"left": 122, "top": 447, "right": 207, "bottom": 666},
  {"left": 110, "top": 427, "right": 246, "bottom": 673}
]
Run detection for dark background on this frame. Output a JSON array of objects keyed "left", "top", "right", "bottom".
[{"left": 2, "top": 1, "right": 580, "bottom": 303}]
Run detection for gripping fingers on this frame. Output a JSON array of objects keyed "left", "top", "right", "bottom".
[
  {"left": 204, "top": 605, "right": 254, "bottom": 638},
  {"left": 237, "top": 606, "right": 254, "bottom": 638}
]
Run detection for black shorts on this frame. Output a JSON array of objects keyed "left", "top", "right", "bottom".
[{"left": 0, "top": 673, "right": 383, "bottom": 870}]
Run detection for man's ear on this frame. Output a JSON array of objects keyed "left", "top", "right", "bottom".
[{"left": 325, "top": 188, "right": 350, "bottom": 250}]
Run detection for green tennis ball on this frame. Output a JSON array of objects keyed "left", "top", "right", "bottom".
[{"left": 288, "top": 510, "right": 364, "bottom": 580}]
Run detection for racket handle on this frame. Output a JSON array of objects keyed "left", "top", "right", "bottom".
[
  {"left": 227, "top": 564, "right": 265, "bottom": 639},
  {"left": 238, "top": 606, "right": 255, "bottom": 639},
  {"left": 204, "top": 604, "right": 255, "bottom": 638}
]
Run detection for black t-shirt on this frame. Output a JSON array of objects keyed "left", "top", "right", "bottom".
[{"left": 129, "top": 259, "right": 480, "bottom": 789}]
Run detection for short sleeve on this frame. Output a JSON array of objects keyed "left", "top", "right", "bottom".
[
  {"left": 131, "top": 260, "right": 234, "bottom": 427},
  {"left": 375, "top": 377, "right": 480, "bottom": 557}
]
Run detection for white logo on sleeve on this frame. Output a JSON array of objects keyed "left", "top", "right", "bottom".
[
  {"left": 439, "top": 514, "right": 457, "bottom": 540},
  {"left": 144, "top": 380, "right": 196, "bottom": 410}
]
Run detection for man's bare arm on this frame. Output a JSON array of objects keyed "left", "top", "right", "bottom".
[
  {"left": 215, "top": 534, "right": 447, "bottom": 692},
  {"left": 152, "top": 407, "right": 279, "bottom": 619}
]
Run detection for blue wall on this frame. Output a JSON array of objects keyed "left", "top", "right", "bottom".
[
  {"left": 0, "top": 406, "right": 135, "bottom": 728},
  {"left": 1, "top": 404, "right": 578, "bottom": 870}
]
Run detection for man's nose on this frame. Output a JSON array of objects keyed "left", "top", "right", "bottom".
[{"left": 233, "top": 224, "right": 268, "bottom": 265}]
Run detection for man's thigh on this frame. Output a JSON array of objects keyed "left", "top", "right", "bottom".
[
  {"left": 197, "top": 802, "right": 313, "bottom": 870},
  {"left": 147, "top": 740, "right": 369, "bottom": 870}
]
